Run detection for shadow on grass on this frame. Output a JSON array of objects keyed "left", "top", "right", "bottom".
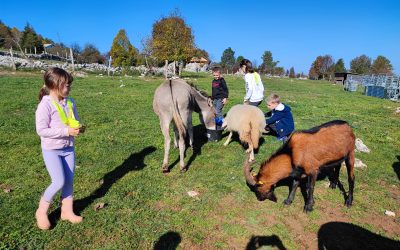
[
  {"left": 245, "top": 235, "right": 287, "bottom": 250},
  {"left": 153, "top": 231, "right": 181, "bottom": 250},
  {"left": 49, "top": 146, "right": 156, "bottom": 224},
  {"left": 392, "top": 155, "right": 400, "bottom": 180},
  {"left": 221, "top": 131, "right": 266, "bottom": 156},
  {"left": 318, "top": 222, "right": 400, "bottom": 250}
]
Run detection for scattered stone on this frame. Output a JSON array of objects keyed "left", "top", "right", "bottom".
[
  {"left": 341, "top": 158, "right": 367, "bottom": 169},
  {"left": 93, "top": 202, "right": 107, "bottom": 211},
  {"left": 395, "top": 107, "right": 400, "bottom": 114},
  {"left": 72, "top": 71, "right": 88, "bottom": 77},
  {"left": 354, "top": 158, "right": 367, "bottom": 169},
  {"left": 3, "top": 188, "right": 12, "bottom": 193},
  {"left": 384, "top": 210, "right": 396, "bottom": 217},
  {"left": 119, "top": 84, "right": 125, "bottom": 88},
  {"left": 355, "top": 138, "right": 370, "bottom": 153},
  {"left": 187, "top": 190, "right": 199, "bottom": 197}
]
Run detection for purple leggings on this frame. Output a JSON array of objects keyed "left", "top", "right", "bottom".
[{"left": 41, "top": 147, "right": 75, "bottom": 202}]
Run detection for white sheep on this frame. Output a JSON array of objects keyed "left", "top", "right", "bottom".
[{"left": 222, "top": 104, "right": 266, "bottom": 161}]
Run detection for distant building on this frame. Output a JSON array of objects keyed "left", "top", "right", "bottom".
[
  {"left": 334, "top": 72, "right": 359, "bottom": 85},
  {"left": 189, "top": 57, "right": 208, "bottom": 65}
]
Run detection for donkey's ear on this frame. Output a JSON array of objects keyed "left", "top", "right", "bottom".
[{"left": 207, "top": 97, "right": 213, "bottom": 107}]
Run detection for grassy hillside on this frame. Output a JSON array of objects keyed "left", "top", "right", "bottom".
[{"left": 0, "top": 71, "right": 399, "bottom": 249}]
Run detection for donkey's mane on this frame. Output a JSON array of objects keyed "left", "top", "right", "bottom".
[{"left": 187, "top": 81, "right": 210, "bottom": 98}]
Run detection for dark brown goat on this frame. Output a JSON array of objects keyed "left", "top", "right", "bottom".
[{"left": 244, "top": 120, "right": 356, "bottom": 212}]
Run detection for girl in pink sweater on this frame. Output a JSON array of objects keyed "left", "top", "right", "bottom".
[{"left": 35, "top": 67, "right": 83, "bottom": 230}]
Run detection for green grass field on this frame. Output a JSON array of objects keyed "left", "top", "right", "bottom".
[{"left": 0, "top": 70, "right": 399, "bottom": 249}]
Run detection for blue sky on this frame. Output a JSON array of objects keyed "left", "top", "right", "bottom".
[{"left": 2, "top": 0, "right": 399, "bottom": 74}]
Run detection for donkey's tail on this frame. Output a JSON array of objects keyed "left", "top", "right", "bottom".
[
  {"left": 169, "top": 79, "right": 186, "bottom": 139},
  {"left": 172, "top": 101, "right": 186, "bottom": 139}
]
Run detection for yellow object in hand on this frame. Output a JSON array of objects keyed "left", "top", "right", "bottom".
[{"left": 68, "top": 118, "right": 80, "bottom": 128}]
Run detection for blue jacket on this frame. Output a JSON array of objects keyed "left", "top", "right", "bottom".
[{"left": 266, "top": 103, "right": 294, "bottom": 138}]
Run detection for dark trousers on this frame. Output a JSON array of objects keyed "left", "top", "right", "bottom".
[
  {"left": 213, "top": 98, "right": 224, "bottom": 130},
  {"left": 265, "top": 123, "right": 289, "bottom": 143},
  {"left": 265, "top": 123, "right": 278, "bottom": 136},
  {"left": 249, "top": 100, "right": 262, "bottom": 107}
]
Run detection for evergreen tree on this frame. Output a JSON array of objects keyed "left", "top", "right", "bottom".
[
  {"left": 289, "top": 67, "right": 296, "bottom": 78},
  {"left": 21, "top": 23, "right": 43, "bottom": 53},
  {"left": 110, "top": 29, "right": 138, "bottom": 67},
  {"left": 334, "top": 58, "right": 346, "bottom": 72},
  {"left": 371, "top": 55, "right": 393, "bottom": 75},
  {"left": 261, "top": 50, "right": 279, "bottom": 74},
  {"left": 220, "top": 47, "right": 235, "bottom": 72},
  {"left": 236, "top": 55, "right": 244, "bottom": 63}
]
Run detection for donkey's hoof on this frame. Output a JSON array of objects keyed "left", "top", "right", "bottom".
[{"left": 162, "top": 165, "right": 170, "bottom": 173}]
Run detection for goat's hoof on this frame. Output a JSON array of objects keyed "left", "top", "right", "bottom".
[
  {"left": 329, "top": 182, "right": 337, "bottom": 189},
  {"left": 180, "top": 167, "right": 187, "bottom": 173},
  {"left": 283, "top": 199, "right": 292, "bottom": 206},
  {"left": 345, "top": 198, "right": 353, "bottom": 207},
  {"left": 303, "top": 204, "right": 313, "bottom": 213}
]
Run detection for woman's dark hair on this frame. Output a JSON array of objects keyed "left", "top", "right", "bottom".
[
  {"left": 239, "top": 59, "right": 254, "bottom": 73},
  {"left": 39, "top": 67, "right": 73, "bottom": 101}
]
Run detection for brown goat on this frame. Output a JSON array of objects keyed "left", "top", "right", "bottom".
[{"left": 244, "top": 120, "right": 356, "bottom": 212}]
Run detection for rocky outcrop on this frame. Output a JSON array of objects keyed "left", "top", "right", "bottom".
[{"left": 0, "top": 54, "right": 208, "bottom": 76}]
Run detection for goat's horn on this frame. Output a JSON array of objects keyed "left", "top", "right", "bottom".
[{"left": 243, "top": 153, "right": 257, "bottom": 186}]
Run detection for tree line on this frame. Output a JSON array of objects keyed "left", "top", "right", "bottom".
[
  {"left": 0, "top": 16, "right": 395, "bottom": 78},
  {"left": 219, "top": 47, "right": 304, "bottom": 78},
  {"left": 308, "top": 54, "right": 393, "bottom": 80},
  {"left": 0, "top": 11, "right": 208, "bottom": 69}
]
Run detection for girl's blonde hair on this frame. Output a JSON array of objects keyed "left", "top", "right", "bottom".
[{"left": 38, "top": 67, "right": 73, "bottom": 101}]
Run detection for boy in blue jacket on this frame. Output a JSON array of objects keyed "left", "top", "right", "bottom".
[{"left": 265, "top": 93, "right": 294, "bottom": 142}]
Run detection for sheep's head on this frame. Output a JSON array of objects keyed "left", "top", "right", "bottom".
[{"left": 243, "top": 153, "right": 277, "bottom": 202}]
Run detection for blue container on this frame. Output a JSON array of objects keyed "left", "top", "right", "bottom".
[{"left": 365, "top": 86, "right": 385, "bottom": 98}]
